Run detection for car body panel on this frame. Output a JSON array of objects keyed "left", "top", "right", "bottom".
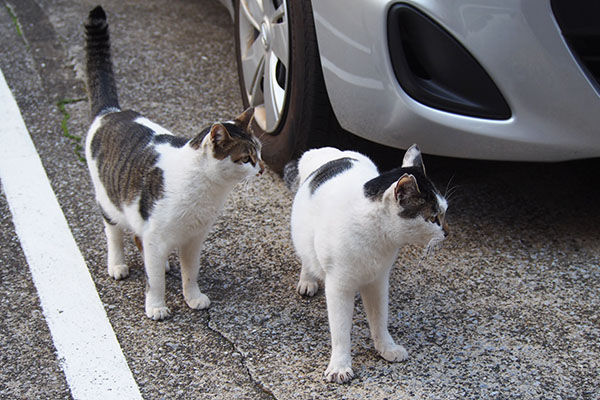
[{"left": 311, "top": 0, "right": 600, "bottom": 161}]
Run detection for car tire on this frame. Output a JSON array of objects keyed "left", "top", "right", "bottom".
[{"left": 234, "top": 0, "right": 337, "bottom": 174}]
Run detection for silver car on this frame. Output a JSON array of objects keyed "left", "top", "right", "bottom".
[{"left": 221, "top": 0, "right": 600, "bottom": 172}]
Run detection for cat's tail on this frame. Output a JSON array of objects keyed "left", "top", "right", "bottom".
[
  {"left": 283, "top": 159, "right": 300, "bottom": 193},
  {"left": 84, "top": 6, "right": 120, "bottom": 119},
  {"left": 283, "top": 147, "right": 343, "bottom": 192}
]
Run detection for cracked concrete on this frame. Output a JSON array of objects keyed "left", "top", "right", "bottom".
[
  {"left": 1, "top": 0, "right": 599, "bottom": 399},
  {"left": 206, "top": 313, "right": 277, "bottom": 399}
]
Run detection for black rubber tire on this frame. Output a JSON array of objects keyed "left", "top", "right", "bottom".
[{"left": 234, "top": 0, "right": 337, "bottom": 174}]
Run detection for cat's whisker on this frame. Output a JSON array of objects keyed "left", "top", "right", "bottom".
[
  {"left": 444, "top": 182, "right": 464, "bottom": 204},
  {"left": 418, "top": 236, "right": 444, "bottom": 267},
  {"left": 235, "top": 177, "right": 255, "bottom": 202},
  {"left": 441, "top": 175, "right": 464, "bottom": 204},
  {"left": 241, "top": 177, "right": 252, "bottom": 192},
  {"left": 253, "top": 129, "right": 269, "bottom": 143},
  {"left": 446, "top": 183, "right": 459, "bottom": 196},
  {"left": 444, "top": 175, "right": 455, "bottom": 198},
  {"left": 258, "top": 131, "right": 269, "bottom": 141}
]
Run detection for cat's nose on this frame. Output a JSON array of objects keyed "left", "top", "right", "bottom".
[
  {"left": 257, "top": 160, "right": 265, "bottom": 175},
  {"left": 442, "top": 220, "right": 449, "bottom": 237}
]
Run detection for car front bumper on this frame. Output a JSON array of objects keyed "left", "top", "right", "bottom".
[{"left": 312, "top": 0, "right": 600, "bottom": 161}]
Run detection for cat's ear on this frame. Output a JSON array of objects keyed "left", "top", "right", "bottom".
[
  {"left": 210, "top": 123, "right": 232, "bottom": 146},
  {"left": 394, "top": 173, "right": 420, "bottom": 203},
  {"left": 234, "top": 107, "right": 255, "bottom": 129},
  {"left": 401, "top": 144, "right": 426, "bottom": 175}
]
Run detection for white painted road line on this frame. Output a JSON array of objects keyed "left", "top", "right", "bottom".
[{"left": 0, "top": 70, "right": 142, "bottom": 399}]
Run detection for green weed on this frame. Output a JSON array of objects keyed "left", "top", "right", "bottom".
[
  {"left": 57, "top": 98, "right": 87, "bottom": 163},
  {"left": 6, "top": 4, "right": 23, "bottom": 37}
]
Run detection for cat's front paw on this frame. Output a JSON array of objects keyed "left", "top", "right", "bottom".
[
  {"left": 145, "top": 305, "right": 171, "bottom": 320},
  {"left": 379, "top": 343, "right": 408, "bottom": 362},
  {"left": 297, "top": 279, "right": 319, "bottom": 297},
  {"left": 324, "top": 363, "right": 354, "bottom": 384},
  {"left": 185, "top": 293, "right": 211, "bottom": 310},
  {"left": 108, "top": 264, "right": 129, "bottom": 280}
]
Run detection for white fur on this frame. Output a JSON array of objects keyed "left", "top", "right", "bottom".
[
  {"left": 290, "top": 147, "right": 447, "bottom": 383},
  {"left": 86, "top": 114, "right": 261, "bottom": 320}
]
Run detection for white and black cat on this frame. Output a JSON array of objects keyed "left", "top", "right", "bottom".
[
  {"left": 284, "top": 145, "right": 448, "bottom": 383},
  {"left": 84, "top": 6, "right": 264, "bottom": 320}
]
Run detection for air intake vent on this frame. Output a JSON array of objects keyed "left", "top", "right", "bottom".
[
  {"left": 387, "top": 4, "right": 511, "bottom": 120},
  {"left": 551, "top": 1, "right": 600, "bottom": 88}
]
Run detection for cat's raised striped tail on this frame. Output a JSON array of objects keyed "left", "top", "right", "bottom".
[
  {"left": 283, "top": 159, "right": 300, "bottom": 193},
  {"left": 84, "top": 6, "right": 120, "bottom": 118}
]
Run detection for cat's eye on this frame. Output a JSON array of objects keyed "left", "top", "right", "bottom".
[
  {"left": 428, "top": 215, "right": 440, "bottom": 225},
  {"left": 238, "top": 156, "right": 251, "bottom": 164}
]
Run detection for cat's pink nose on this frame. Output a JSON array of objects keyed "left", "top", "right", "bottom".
[{"left": 257, "top": 160, "right": 265, "bottom": 175}]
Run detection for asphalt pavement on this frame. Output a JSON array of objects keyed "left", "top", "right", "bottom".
[{"left": 0, "top": 0, "right": 599, "bottom": 399}]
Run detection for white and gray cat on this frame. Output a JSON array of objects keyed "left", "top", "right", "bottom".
[
  {"left": 84, "top": 6, "right": 264, "bottom": 320},
  {"left": 284, "top": 145, "right": 448, "bottom": 383}
]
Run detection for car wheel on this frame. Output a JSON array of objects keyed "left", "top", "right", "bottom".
[{"left": 234, "top": 0, "right": 336, "bottom": 173}]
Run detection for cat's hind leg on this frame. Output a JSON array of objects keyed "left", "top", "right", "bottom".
[
  {"left": 296, "top": 253, "right": 320, "bottom": 297},
  {"left": 180, "top": 237, "right": 210, "bottom": 310},
  {"left": 360, "top": 270, "right": 408, "bottom": 362},
  {"left": 104, "top": 222, "right": 129, "bottom": 280}
]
